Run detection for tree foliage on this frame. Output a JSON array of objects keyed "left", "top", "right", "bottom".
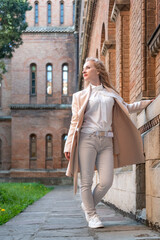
[{"left": 0, "top": 0, "right": 32, "bottom": 80}]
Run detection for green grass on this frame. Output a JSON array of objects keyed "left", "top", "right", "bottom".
[{"left": 0, "top": 182, "right": 53, "bottom": 225}]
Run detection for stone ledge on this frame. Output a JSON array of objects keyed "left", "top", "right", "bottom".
[
  {"left": 148, "top": 24, "right": 160, "bottom": 57},
  {"left": 0, "top": 176, "right": 73, "bottom": 185},
  {"left": 137, "top": 94, "right": 160, "bottom": 130},
  {"left": 111, "top": 0, "right": 130, "bottom": 22},
  {"left": 10, "top": 104, "right": 71, "bottom": 110},
  {"left": 23, "top": 26, "right": 75, "bottom": 33},
  {"left": 101, "top": 40, "right": 116, "bottom": 56},
  {"left": 0, "top": 116, "right": 11, "bottom": 121}
]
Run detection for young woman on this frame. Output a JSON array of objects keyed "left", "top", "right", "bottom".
[{"left": 64, "top": 57, "right": 153, "bottom": 229}]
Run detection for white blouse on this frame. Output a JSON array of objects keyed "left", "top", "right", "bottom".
[{"left": 81, "top": 84, "right": 115, "bottom": 134}]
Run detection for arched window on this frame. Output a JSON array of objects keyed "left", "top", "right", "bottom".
[
  {"left": 0, "top": 139, "right": 2, "bottom": 169},
  {"left": 46, "top": 64, "right": 53, "bottom": 95},
  {"left": 62, "top": 134, "right": 68, "bottom": 162},
  {"left": 46, "top": 134, "right": 53, "bottom": 159},
  {"left": 62, "top": 64, "right": 68, "bottom": 95},
  {"left": 30, "top": 64, "right": 37, "bottom": 96},
  {"left": 60, "top": 1, "right": 64, "bottom": 24},
  {"left": 35, "top": 2, "right": 39, "bottom": 24},
  {"left": 73, "top": 1, "right": 75, "bottom": 24},
  {"left": 48, "top": 2, "right": 51, "bottom": 24},
  {"left": 30, "top": 134, "right": 37, "bottom": 159}
]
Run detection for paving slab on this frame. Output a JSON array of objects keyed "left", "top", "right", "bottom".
[{"left": 0, "top": 185, "right": 160, "bottom": 240}]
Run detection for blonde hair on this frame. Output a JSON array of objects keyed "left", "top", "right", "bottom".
[{"left": 85, "top": 57, "right": 118, "bottom": 93}]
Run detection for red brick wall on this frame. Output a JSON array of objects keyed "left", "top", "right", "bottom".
[
  {"left": 0, "top": 59, "right": 12, "bottom": 116},
  {"left": 11, "top": 33, "right": 76, "bottom": 105},
  {"left": 0, "top": 121, "right": 11, "bottom": 170},
  {"left": 11, "top": 109, "right": 70, "bottom": 170}
]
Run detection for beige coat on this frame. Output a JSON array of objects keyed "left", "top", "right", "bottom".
[{"left": 64, "top": 84, "right": 151, "bottom": 194}]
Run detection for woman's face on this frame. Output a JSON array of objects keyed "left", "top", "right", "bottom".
[{"left": 82, "top": 60, "right": 100, "bottom": 84}]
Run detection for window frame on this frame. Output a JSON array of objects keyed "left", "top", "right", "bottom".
[
  {"left": 62, "top": 63, "right": 69, "bottom": 96},
  {"left": 30, "top": 134, "right": 37, "bottom": 160},
  {"left": 47, "top": 1, "right": 52, "bottom": 25},
  {"left": 62, "top": 134, "right": 67, "bottom": 161},
  {"left": 60, "top": 1, "right": 64, "bottom": 25},
  {"left": 46, "top": 63, "right": 53, "bottom": 96},
  {"left": 35, "top": 1, "right": 39, "bottom": 25},
  {"left": 30, "top": 63, "right": 37, "bottom": 96},
  {"left": 46, "top": 134, "right": 53, "bottom": 160}
]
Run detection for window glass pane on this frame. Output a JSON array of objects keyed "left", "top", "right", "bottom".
[
  {"left": 48, "top": 3, "right": 51, "bottom": 24},
  {"left": 35, "top": 3, "right": 38, "bottom": 24},
  {"left": 62, "top": 65, "right": 68, "bottom": 95},
  {"left": 46, "top": 135, "right": 52, "bottom": 158},
  {"left": 60, "top": 2, "right": 64, "bottom": 24},
  {"left": 47, "top": 72, "right": 52, "bottom": 81},
  {"left": 63, "top": 72, "right": 68, "bottom": 80},
  {"left": 32, "top": 66, "right": 36, "bottom": 71},
  {"left": 31, "top": 64, "right": 36, "bottom": 95},
  {"left": 47, "top": 65, "right": 52, "bottom": 71},
  {"left": 73, "top": 2, "right": 75, "bottom": 24},
  {"left": 30, "top": 135, "right": 37, "bottom": 158},
  {"left": 63, "top": 65, "right": 68, "bottom": 71},
  {"left": 47, "top": 65, "right": 52, "bottom": 95},
  {"left": 32, "top": 72, "right": 35, "bottom": 79}
]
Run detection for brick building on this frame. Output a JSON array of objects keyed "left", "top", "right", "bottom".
[
  {"left": 78, "top": 0, "right": 160, "bottom": 230},
  {"left": 0, "top": 0, "right": 78, "bottom": 184}
]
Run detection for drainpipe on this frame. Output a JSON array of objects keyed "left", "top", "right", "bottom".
[
  {"left": 74, "top": 31, "right": 79, "bottom": 92},
  {"left": 141, "top": 0, "right": 147, "bottom": 94}
]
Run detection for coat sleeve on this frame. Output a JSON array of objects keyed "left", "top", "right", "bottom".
[
  {"left": 123, "top": 100, "right": 152, "bottom": 114},
  {"left": 64, "top": 93, "right": 79, "bottom": 153}
]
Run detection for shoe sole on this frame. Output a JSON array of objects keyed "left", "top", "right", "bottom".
[{"left": 88, "top": 223, "right": 104, "bottom": 229}]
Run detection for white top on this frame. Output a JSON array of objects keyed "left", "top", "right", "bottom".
[{"left": 81, "top": 84, "right": 115, "bottom": 134}]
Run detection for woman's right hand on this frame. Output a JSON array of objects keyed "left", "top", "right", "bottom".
[{"left": 65, "top": 152, "right": 70, "bottom": 161}]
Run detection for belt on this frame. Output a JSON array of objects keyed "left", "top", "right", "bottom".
[{"left": 94, "top": 131, "right": 114, "bottom": 137}]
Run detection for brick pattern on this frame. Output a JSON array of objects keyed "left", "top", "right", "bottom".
[
  {"left": 11, "top": 109, "right": 70, "bottom": 170},
  {"left": 130, "top": 0, "right": 143, "bottom": 101},
  {"left": 11, "top": 33, "right": 76, "bottom": 105},
  {"left": 156, "top": 52, "right": 160, "bottom": 96},
  {"left": 26, "top": 0, "right": 75, "bottom": 27},
  {"left": 0, "top": 0, "right": 76, "bottom": 173},
  {"left": 0, "top": 121, "right": 11, "bottom": 170}
]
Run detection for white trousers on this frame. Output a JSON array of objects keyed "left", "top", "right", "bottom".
[{"left": 78, "top": 132, "right": 114, "bottom": 217}]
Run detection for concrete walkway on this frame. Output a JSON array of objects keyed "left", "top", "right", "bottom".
[{"left": 0, "top": 185, "right": 160, "bottom": 240}]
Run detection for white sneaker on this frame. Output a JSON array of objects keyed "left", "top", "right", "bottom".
[
  {"left": 88, "top": 214, "right": 104, "bottom": 229},
  {"left": 81, "top": 203, "right": 90, "bottom": 222}
]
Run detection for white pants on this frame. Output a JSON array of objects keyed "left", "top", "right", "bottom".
[{"left": 78, "top": 132, "right": 114, "bottom": 217}]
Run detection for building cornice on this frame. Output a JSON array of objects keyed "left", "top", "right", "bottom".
[
  {"left": 111, "top": 0, "right": 130, "bottom": 22},
  {"left": 23, "top": 26, "right": 75, "bottom": 34},
  {"left": 101, "top": 40, "right": 116, "bottom": 56},
  {"left": 10, "top": 104, "right": 71, "bottom": 110},
  {"left": 147, "top": 24, "right": 160, "bottom": 57},
  {"left": 0, "top": 116, "right": 11, "bottom": 121}
]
